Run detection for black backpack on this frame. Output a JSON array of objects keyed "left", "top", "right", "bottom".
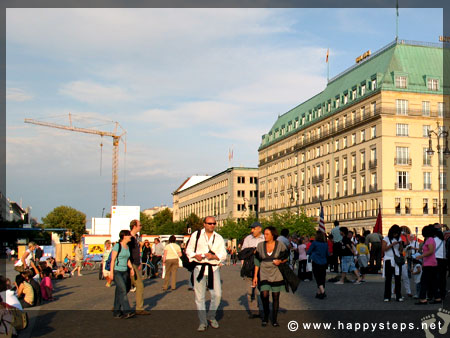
[{"left": 181, "top": 230, "right": 202, "bottom": 271}]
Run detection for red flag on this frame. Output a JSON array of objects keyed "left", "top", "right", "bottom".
[
  {"left": 326, "top": 48, "right": 329, "bottom": 63},
  {"left": 373, "top": 205, "right": 382, "bottom": 234}
]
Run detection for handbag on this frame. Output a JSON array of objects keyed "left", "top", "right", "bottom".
[
  {"left": 389, "top": 239, "right": 405, "bottom": 266},
  {"left": 168, "top": 244, "right": 183, "bottom": 267}
]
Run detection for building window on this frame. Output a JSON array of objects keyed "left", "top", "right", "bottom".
[
  {"left": 250, "top": 177, "right": 258, "bottom": 184},
  {"left": 423, "top": 172, "right": 431, "bottom": 190},
  {"left": 405, "top": 198, "right": 411, "bottom": 215},
  {"left": 361, "top": 130, "right": 366, "bottom": 142},
  {"left": 335, "top": 159, "right": 339, "bottom": 176},
  {"left": 237, "top": 190, "right": 246, "bottom": 197},
  {"left": 335, "top": 181, "right": 339, "bottom": 198},
  {"left": 371, "top": 125, "right": 376, "bottom": 139},
  {"left": 395, "top": 76, "right": 407, "bottom": 88},
  {"left": 361, "top": 84, "right": 366, "bottom": 96},
  {"left": 440, "top": 172, "right": 447, "bottom": 190},
  {"left": 423, "top": 198, "right": 429, "bottom": 215},
  {"left": 237, "top": 176, "right": 245, "bottom": 184},
  {"left": 396, "top": 99, "right": 408, "bottom": 115},
  {"left": 352, "top": 133, "right": 356, "bottom": 145},
  {"left": 423, "top": 148, "right": 431, "bottom": 165},
  {"left": 433, "top": 199, "right": 438, "bottom": 215},
  {"left": 397, "top": 171, "right": 409, "bottom": 189},
  {"left": 444, "top": 199, "right": 448, "bottom": 215},
  {"left": 396, "top": 123, "right": 409, "bottom": 136},
  {"left": 335, "top": 139, "right": 339, "bottom": 151},
  {"left": 371, "top": 78, "right": 377, "bottom": 90},
  {"left": 361, "top": 106, "right": 366, "bottom": 119},
  {"left": 422, "top": 101, "right": 430, "bottom": 116},
  {"left": 336, "top": 98, "right": 340, "bottom": 109},
  {"left": 396, "top": 147, "right": 409, "bottom": 165},
  {"left": 438, "top": 102, "right": 445, "bottom": 117},
  {"left": 344, "top": 94, "right": 348, "bottom": 104},
  {"left": 395, "top": 198, "right": 401, "bottom": 215},
  {"left": 343, "top": 136, "right": 348, "bottom": 148},
  {"left": 427, "top": 78, "right": 439, "bottom": 91},
  {"left": 352, "top": 89, "right": 357, "bottom": 100},
  {"left": 361, "top": 152, "right": 366, "bottom": 169},
  {"left": 423, "top": 125, "right": 431, "bottom": 137}
]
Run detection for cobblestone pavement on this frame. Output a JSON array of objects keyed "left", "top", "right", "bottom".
[{"left": 2, "top": 260, "right": 449, "bottom": 338}]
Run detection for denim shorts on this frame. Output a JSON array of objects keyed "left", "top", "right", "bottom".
[{"left": 341, "top": 255, "right": 357, "bottom": 273}]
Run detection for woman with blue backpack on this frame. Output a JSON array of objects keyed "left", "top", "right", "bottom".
[{"left": 109, "top": 230, "right": 135, "bottom": 319}]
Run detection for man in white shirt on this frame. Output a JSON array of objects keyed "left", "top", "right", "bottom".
[{"left": 186, "top": 216, "right": 227, "bottom": 332}]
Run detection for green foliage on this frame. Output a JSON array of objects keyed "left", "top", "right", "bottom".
[
  {"left": 184, "top": 213, "right": 203, "bottom": 233},
  {"left": 41, "top": 206, "right": 86, "bottom": 243},
  {"left": 217, "top": 214, "right": 258, "bottom": 241},
  {"left": 260, "top": 209, "right": 316, "bottom": 237}
]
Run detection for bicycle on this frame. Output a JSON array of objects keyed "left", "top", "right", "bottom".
[{"left": 141, "top": 257, "right": 155, "bottom": 279}]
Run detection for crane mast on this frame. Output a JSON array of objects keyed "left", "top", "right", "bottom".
[{"left": 24, "top": 115, "right": 126, "bottom": 207}]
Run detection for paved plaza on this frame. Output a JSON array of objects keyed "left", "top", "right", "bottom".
[{"left": 2, "top": 260, "right": 449, "bottom": 337}]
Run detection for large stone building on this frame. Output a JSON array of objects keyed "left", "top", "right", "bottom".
[
  {"left": 172, "top": 167, "right": 258, "bottom": 226},
  {"left": 258, "top": 39, "right": 449, "bottom": 235}
]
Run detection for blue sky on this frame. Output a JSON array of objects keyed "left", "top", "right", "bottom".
[{"left": 6, "top": 8, "right": 443, "bottom": 225}]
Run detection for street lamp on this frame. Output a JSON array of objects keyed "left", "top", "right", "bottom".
[
  {"left": 426, "top": 122, "right": 450, "bottom": 226},
  {"left": 289, "top": 184, "right": 300, "bottom": 215}
]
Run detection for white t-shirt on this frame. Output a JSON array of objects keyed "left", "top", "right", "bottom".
[
  {"left": 412, "top": 264, "right": 422, "bottom": 284},
  {"left": 14, "top": 249, "right": 33, "bottom": 267},
  {"left": 0, "top": 290, "right": 22, "bottom": 310},
  {"left": 434, "top": 237, "right": 445, "bottom": 259}
]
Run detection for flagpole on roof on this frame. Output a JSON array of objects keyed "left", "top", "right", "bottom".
[{"left": 396, "top": 0, "right": 399, "bottom": 41}]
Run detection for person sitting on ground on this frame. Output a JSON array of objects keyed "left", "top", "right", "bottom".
[
  {"left": 15, "top": 274, "right": 34, "bottom": 308},
  {"left": 23, "top": 269, "right": 42, "bottom": 306},
  {"left": 0, "top": 275, "right": 22, "bottom": 310},
  {"left": 40, "top": 267, "right": 54, "bottom": 301}
]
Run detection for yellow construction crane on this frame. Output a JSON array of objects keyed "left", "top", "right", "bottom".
[{"left": 24, "top": 113, "right": 127, "bottom": 207}]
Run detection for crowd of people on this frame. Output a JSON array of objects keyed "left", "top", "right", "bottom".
[{"left": 3, "top": 217, "right": 449, "bottom": 334}]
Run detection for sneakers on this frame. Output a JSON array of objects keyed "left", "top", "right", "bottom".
[
  {"left": 130, "top": 287, "right": 136, "bottom": 292},
  {"left": 384, "top": 299, "right": 390, "bottom": 302},
  {"left": 122, "top": 312, "right": 135, "bottom": 319},
  {"left": 397, "top": 297, "right": 405, "bottom": 302},
  {"left": 208, "top": 319, "right": 219, "bottom": 329},
  {"left": 354, "top": 281, "right": 361, "bottom": 285},
  {"left": 197, "top": 324, "right": 207, "bottom": 332},
  {"left": 334, "top": 281, "right": 344, "bottom": 285}
]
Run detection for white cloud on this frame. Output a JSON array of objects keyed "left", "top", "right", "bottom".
[
  {"left": 6, "top": 88, "right": 32, "bottom": 102},
  {"left": 59, "top": 81, "right": 131, "bottom": 104}
]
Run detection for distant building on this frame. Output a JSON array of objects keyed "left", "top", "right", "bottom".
[
  {"left": 142, "top": 205, "right": 173, "bottom": 218},
  {"left": 258, "top": 39, "right": 449, "bottom": 235},
  {"left": 172, "top": 168, "right": 258, "bottom": 226}
]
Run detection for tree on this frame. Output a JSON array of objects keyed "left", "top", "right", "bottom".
[
  {"left": 184, "top": 213, "right": 203, "bottom": 234},
  {"left": 140, "top": 212, "right": 154, "bottom": 235},
  {"left": 41, "top": 206, "right": 86, "bottom": 243},
  {"left": 261, "top": 210, "right": 316, "bottom": 237}
]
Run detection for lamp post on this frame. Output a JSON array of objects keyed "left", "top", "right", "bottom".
[
  {"left": 289, "top": 184, "right": 299, "bottom": 216},
  {"left": 426, "top": 122, "right": 450, "bottom": 226}
]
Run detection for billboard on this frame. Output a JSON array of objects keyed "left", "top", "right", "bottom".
[
  {"left": 91, "top": 217, "right": 111, "bottom": 235},
  {"left": 110, "top": 206, "right": 140, "bottom": 242}
]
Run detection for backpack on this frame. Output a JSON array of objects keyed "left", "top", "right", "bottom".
[
  {"left": 105, "top": 244, "right": 122, "bottom": 271},
  {"left": 181, "top": 230, "right": 202, "bottom": 271}
]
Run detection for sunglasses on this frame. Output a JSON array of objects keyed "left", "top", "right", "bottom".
[{"left": 205, "top": 222, "right": 216, "bottom": 225}]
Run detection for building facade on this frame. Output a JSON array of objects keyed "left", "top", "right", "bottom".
[
  {"left": 142, "top": 205, "right": 173, "bottom": 218},
  {"left": 172, "top": 167, "right": 258, "bottom": 226},
  {"left": 258, "top": 39, "right": 449, "bottom": 235}
]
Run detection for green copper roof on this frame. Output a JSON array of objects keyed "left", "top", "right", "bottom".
[{"left": 259, "top": 40, "right": 445, "bottom": 150}]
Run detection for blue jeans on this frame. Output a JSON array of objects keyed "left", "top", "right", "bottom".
[{"left": 113, "top": 270, "right": 131, "bottom": 316}]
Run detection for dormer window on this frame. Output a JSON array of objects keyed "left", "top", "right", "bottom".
[
  {"left": 395, "top": 76, "right": 407, "bottom": 88},
  {"left": 427, "top": 78, "right": 439, "bottom": 91},
  {"left": 361, "top": 84, "right": 366, "bottom": 96},
  {"left": 352, "top": 89, "right": 357, "bottom": 100},
  {"left": 344, "top": 93, "right": 348, "bottom": 104}
]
